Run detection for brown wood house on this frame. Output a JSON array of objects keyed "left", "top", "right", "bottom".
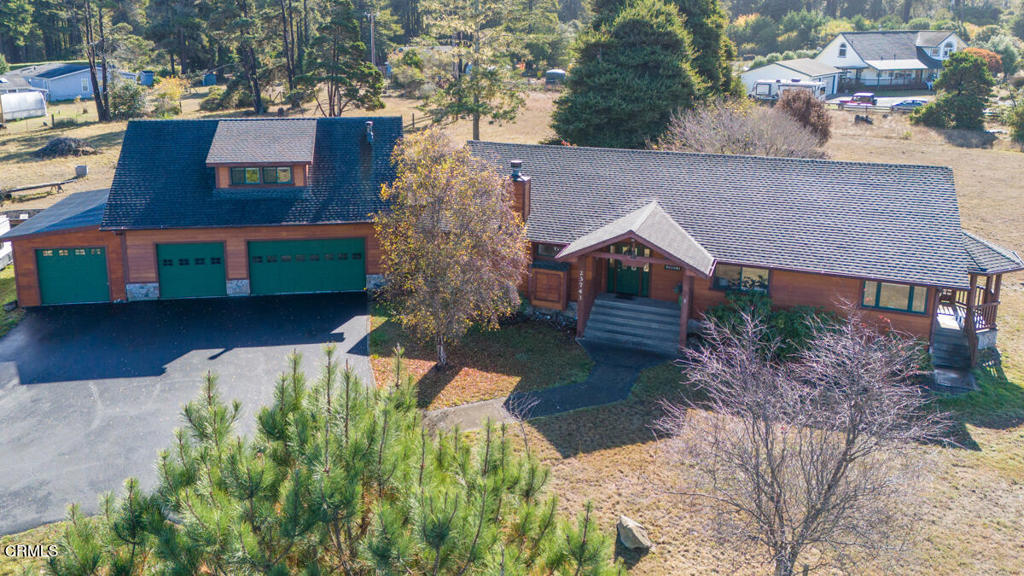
[
  {"left": 4, "top": 119, "right": 1020, "bottom": 370},
  {"left": 471, "top": 142, "right": 1024, "bottom": 368},
  {"left": 3, "top": 117, "right": 399, "bottom": 307}
]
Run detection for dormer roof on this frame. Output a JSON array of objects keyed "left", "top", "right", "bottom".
[
  {"left": 102, "top": 117, "right": 402, "bottom": 230},
  {"left": 205, "top": 119, "right": 317, "bottom": 166}
]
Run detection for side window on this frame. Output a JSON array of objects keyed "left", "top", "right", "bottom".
[
  {"left": 838, "top": 42, "right": 847, "bottom": 58},
  {"left": 712, "top": 264, "right": 769, "bottom": 292}
]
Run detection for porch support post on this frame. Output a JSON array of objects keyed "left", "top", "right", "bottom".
[
  {"left": 966, "top": 274, "right": 978, "bottom": 367},
  {"left": 678, "top": 271, "right": 692, "bottom": 350},
  {"left": 575, "top": 256, "right": 596, "bottom": 338}
]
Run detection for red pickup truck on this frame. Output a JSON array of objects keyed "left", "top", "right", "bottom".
[{"left": 837, "top": 93, "right": 878, "bottom": 109}]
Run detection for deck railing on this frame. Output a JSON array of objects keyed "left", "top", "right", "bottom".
[{"left": 974, "top": 302, "right": 999, "bottom": 331}]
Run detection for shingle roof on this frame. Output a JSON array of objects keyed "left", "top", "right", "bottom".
[
  {"left": 1, "top": 189, "right": 108, "bottom": 240},
  {"left": 915, "top": 30, "right": 954, "bottom": 47},
  {"left": 558, "top": 201, "right": 715, "bottom": 276},
  {"left": 776, "top": 58, "right": 840, "bottom": 78},
  {"left": 468, "top": 142, "right": 972, "bottom": 289},
  {"left": 841, "top": 31, "right": 948, "bottom": 69},
  {"left": 963, "top": 232, "right": 1024, "bottom": 274},
  {"left": 101, "top": 117, "right": 401, "bottom": 230},
  {"left": 206, "top": 119, "right": 317, "bottom": 165},
  {"left": 28, "top": 62, "right": 91, "bottom": 79}
]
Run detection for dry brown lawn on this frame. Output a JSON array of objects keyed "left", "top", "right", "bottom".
[
  {"left": 2, "top": 100, "right": 1024, "bottom": 576},
  {"left": 369, "top": 304, "right": 592, "bottom": 409}
]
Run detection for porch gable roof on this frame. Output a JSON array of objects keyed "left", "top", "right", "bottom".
[
  {"left": 963, "top": 232, "right": 1024, "bottom": 275},
  {"left": 556, "top": 201, "right": 716, "bottom": 276}
]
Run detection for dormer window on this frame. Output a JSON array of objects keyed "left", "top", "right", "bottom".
[
  {"left": 838, "top": 42, "right": 847, "bottom": 58},
  {"left": 229, "top": 166, "right": 294, "bottom": 186},
  {"left": 206, "top": 119, "right": 316, "bottom": 190}
]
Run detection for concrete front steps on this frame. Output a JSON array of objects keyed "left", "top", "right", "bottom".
[
  {"left": 582, "top": 294, "right": 681, "bottom": 356},
  {"left": 931, "top": 325, "right": 971, "bottom": 370}
]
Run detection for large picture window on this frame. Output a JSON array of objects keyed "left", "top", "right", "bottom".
[
  {"left": 712, "top": 264, "right": 769, "bottom": 292},
  {"left": 862, "top": 281, "right": 928, "bottom": 314},
  {"left": 229, "top": 166, "right": 294, "bottom": 186}
]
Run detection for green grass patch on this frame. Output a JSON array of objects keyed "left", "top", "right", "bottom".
[
  {"left": 0, "top": 266, "right": 24, "bottom": 338},
  {"left": 0, "top": 521, "right": 65, "bottom": 576},
  {"left": 936, "top": 359, "right": 1024, "bottom": 427}
]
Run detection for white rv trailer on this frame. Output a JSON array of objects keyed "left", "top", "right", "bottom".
[{"left": 750, "top": 79, "right": 827, "bottom": 102}]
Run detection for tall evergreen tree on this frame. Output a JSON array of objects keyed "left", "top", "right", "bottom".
[
  {"left": 421, "top": 0, "right": 527, "bottom": 140},
  {"left": 552, "top": 0, "right": 701, "bottom": 148},
  {"left": 592, "top": 0, "right": 735, "bottom": 94},
  {"left": 306, "top": 0, "right": 385, "bottom": 115},
  {"left": 209, "top": 0, "right": 274, "bottom": 113},
  {"left": 0, "top": 0, "right": 33, "bottom": 62}
]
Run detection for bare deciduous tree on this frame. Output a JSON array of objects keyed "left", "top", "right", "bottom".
[
  {"left": 655, "top": 98, "right": 827, "bottom": 159},
  {"left": 657, "top": 311, "right": 949, "bottom": 576}
]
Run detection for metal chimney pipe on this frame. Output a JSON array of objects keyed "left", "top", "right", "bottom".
[{"left": 511, "top": 159, "right": 522, "bottom": 179}]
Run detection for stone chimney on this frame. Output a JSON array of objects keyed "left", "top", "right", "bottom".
[{"left": 509, "top": 159, "right": 531, "bottom": 222}]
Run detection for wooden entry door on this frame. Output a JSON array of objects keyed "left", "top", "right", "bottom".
[{"left": 606, "top": 242, "right": 650, "bottom": 296}]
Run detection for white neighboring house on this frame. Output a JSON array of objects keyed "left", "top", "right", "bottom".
[
  {"left": 815, "top": 30, "right": 965, "bottom": 90},
  {"left": 740, "top": 58, "right": 842, "bottom": 96}
]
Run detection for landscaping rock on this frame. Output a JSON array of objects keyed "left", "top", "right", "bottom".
[
  {"left": 33, "top": 137, "right": 98, "bottom": 159},
  {"left": 616, "top": 515, "right": 652, "bottom": 551}
]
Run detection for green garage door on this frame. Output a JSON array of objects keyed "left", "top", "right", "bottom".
[
  {"left": 35, "top": 247, "right": 110, "bottom": 305},
  {"left": 157, "top": 243, "right": 227, "bottom": 299},
  {"left": 248, "top": 238, "right": 365, "bottom": 295}
]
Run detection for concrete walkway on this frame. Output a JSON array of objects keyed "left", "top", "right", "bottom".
[{"left": 423, "top": 340, "right": 671, "bottom": 431}]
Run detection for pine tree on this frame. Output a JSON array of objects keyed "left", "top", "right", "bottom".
[
  {"left": 305, "top": 0, "right": 385, "bottom": 116},
  {"left": 47, "top": 348, "right": 619, "bottom": 575},
  {"left": 552, "top": 0, "right": 701, "bottom": 148},
  {"left": 591, "top": 0, "right": 735, "bottom": 94},
  {"left": 421, "top": 0, "right": 527, "bottom": 140}
]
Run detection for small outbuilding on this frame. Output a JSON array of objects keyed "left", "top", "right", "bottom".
[
  {"left": 740, "top": 58, "right": 842, "bottom": 97},
  {"left": 0, "top": 90, "right": 47, "bottom": 123}
]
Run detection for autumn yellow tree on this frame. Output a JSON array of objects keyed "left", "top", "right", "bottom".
[{"left": 374, "top": 129, "right": 529, "bottom": 367}]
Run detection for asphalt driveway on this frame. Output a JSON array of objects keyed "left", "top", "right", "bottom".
[{"left": 0, "top": 293, "right": 372, "bottom": 535}]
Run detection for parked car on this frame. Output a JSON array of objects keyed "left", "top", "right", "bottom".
[
  {"left": 890, "top": 98, "right": 927, "bottom": 112},
  {"left": 837, "top": 92, "right": 877, "bottom": 109}
]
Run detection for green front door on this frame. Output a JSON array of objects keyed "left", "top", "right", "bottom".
[
  {"left": 35, "top": 247, "right": 110, "bottom": 305},
  {"left": 248, "top": 238, "right": 366, "bottom": 295},
  {"left": 157, "top": 243, "right": 226, "bottom": 299},
  {"left": 606, "top": 242, "right": 650, "bottom": 297}
]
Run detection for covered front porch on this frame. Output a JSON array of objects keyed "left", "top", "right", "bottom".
[
  {"left": 932, "top": 233, "right": 1024, "bottom": 368},
  {"left": 553, "top": 202, "right": 715, "bottom": 355}
]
